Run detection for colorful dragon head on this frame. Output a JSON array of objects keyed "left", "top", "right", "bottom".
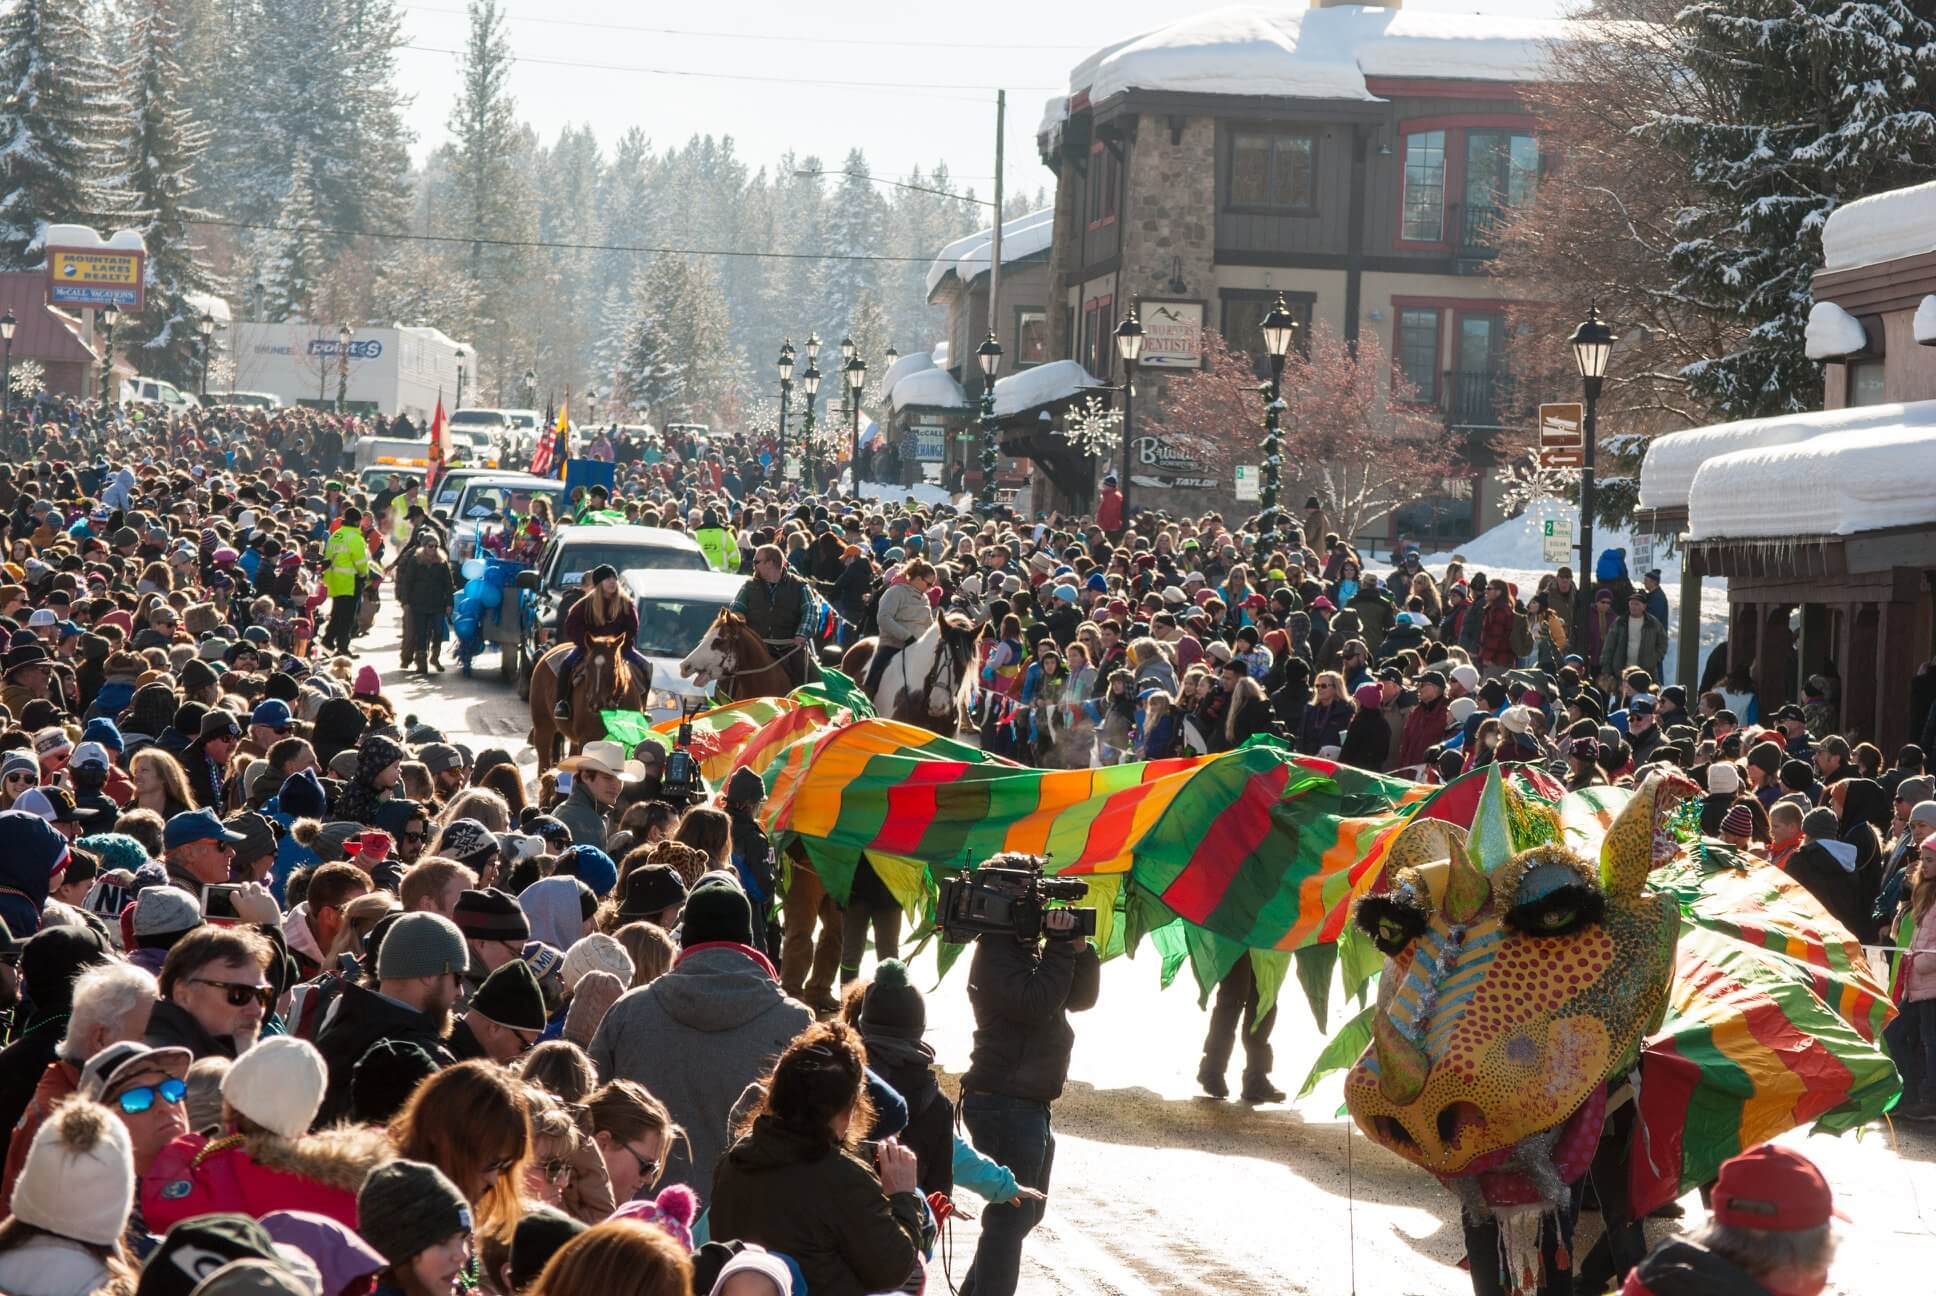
[{"left": 1343, "top": 768, "right": 1691, "bottom": 1219}]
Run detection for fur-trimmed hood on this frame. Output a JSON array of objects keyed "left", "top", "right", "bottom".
[
  {"left": 238, "top": 1123, "right": 393, "bottom": 1192},
  {"left": 142, "top": 1124, "right": 395, "bottom": 1234}
]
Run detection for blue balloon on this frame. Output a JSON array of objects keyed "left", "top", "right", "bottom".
[
  {"left": 484, "top": 563, "right": 511, "bottom": 588},
  {"left": 454, "top": 616, "right": 479, "bottom": 639},
  {"left": 474, "top": 582, "right": 502, "bottom": 609},
  {"left": 461, "top": 557, "right": 486, "bottom": 580}
]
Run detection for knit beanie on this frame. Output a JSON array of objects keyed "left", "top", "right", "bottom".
[
  {"left": 8, "top": 1097, "right": 134, "bottom": 1246},
  {"left": 509, "top": 1209, "right": 588, "bottom": 1292},
  {"left": 1706, "top": 762, "right": 1741, "bottom": 794},
  {"left": 438, "top": 819, "right": 500, "bottom": 872},
  {"left": 610, "top": 1184, "right": 700, "bottom": 1253},
  {"left": 222, "top": 1036, "right": 327, "bottom": 1139},
  {"left": 376, "top": 911, "right": 470, "bottom": 981},
  {"left": 451, "top": 887, "right": 528, "bottom": 943},
  {"left": 680, "top": 876, "right": 753, "bottom": 948},
  {"left": 859, "top": 958, "right": 926, "bottom": 1041},
  {"left": 1719, "top": 802, "right": 1757, "bottom": 839},
  {"left": 467, "top": 957, "right": 547, "bottom": 1032},
  {"left": 350, "top": 1038, "right": 442, "bottom": 1126},
  {"left": 1802, "top": 807, "right": 1840, "bottom": 839},
  {"left": 1780, "top": 759, "right": 1816, "bottom": 792},
  {"left": 555, "top": 843, "right": 617, "bottom": 899},
  {"left": 277, "top": 769, "right": 328, "bottom": 820},
  {"left": 356, "top": 1159, "right": 473, "bottom": 1266},
  {"left": 561, "top": 932, "right": 634, "bottom": 990},
  {"left": 133, "top": 885, "right": 203, "bottom": 945},
  {"left": 1747, "top": 740, "right": 1785, "bottom": 777}
]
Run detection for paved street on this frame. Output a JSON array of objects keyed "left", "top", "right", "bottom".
[{"left": 363, "top": 600, "right": 1936, "bottom": 1295}]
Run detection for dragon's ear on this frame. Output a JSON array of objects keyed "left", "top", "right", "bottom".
[
  {"left": 1468, "top": 765, "right": 1514, "bottom": 876},
  {"left": 1441, "top": 834, "right": 1490, "bottom": 924},
  {"left": 1600, "top": 769, "right": 1699, "bottom": 898},
  {"left": 1382, "top": 815, "right": 1469, "bottom": 879}
]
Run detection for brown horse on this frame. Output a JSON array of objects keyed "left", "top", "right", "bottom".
[
  {"left": 678, "top": 609, "right": 808, "bottom": 702},
  {"left": 527, "top": 634, "right": 646, "bottom": 766}
]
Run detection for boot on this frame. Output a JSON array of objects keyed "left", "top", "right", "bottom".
[
  {"left": 1197, "top": 1068, "right": 1230, "bottom": 1100},
  {"left": 1240, "top": 1078, "right": 1286, "bottom": 1104},
  {"left": 554, "top": 697, "right": 573, "bottom": 721}
]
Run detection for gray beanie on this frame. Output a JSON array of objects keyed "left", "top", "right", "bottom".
[
  {"left": 1802, "top": 807, "right": 1840, "bottom": 840},
  {"left": 375, "top": 912, "right": 470, "bottom": 981},
  {"left": 356, "top": 1159, "right": 472, "bottom": 1265}
]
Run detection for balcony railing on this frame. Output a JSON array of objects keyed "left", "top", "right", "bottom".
[
  {"left": 1457, "top": 202, "right": 1506, "bottom": 259},
  {"left": 1447, "top": 368, "right": 1515, "bottom": 429}
]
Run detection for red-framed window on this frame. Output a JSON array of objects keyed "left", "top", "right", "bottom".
[
  {"left": 1394, "top": 115, "right": 1539, "bottom": 254},
  {"left": 1081, "top": 294, "right": 1115, "bottom": 379},
  {"left": 1393, "top": 306, "right": 1442, "bottom": 403},
  {"left": 1086, "top": 142, "right": 1119, "bottom": 230}
]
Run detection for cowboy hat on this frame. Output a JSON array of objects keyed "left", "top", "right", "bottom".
[{"left": 557, "top": 740, "right": 647, "bottom": 782}]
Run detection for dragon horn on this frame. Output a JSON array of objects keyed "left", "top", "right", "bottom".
[
  {"left": 1382, "top": 815, "right": 1469, "bottom": 877},
  {"left": 1374, "top": 1009, "right": 1430, "bottom": 1105},
  {"left": 1599, "top": 768, "right": 1699, "bottom": 899},
  {"left": 1468, "top": 764, "right": 1515, "bottom": 875},
  {"left": 1442, "top": 832, "right": 1490, "bottom": 924}
]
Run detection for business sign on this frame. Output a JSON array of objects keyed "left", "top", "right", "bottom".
[
  {"left": 906, "top": 423, "right": 946, "bottom": 463},
  {"left": 1536, "top": 401, "right": 1584, "bottom": 467},
  {"left": 46, "top": 247, "right": 145, "bottom": 311},
  {"left": 1130, "top": 435, "right": 1218, "bottom": 490},
  {"left": 1541, "top": 516, "right": 1574, "bottom": 565},
  {"left": 1234, "top": 464, "right": 1260, "bottom": 501},
  {"left": 1139, "top": 300, "right": 1204, "bottom": 370},
  {"left": 1630, "top": 529, "right": 1655, "bottom": 575},
  {"left": 308, "top": 338, "right": 385, "bottom": 360}
]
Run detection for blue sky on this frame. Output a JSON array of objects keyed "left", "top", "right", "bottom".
[{"left": 396, "top": 0, "right": 1567, "bottom": 202}]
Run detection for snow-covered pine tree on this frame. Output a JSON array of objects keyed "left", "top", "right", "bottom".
[
  {"left": 445, "top": 0, "right": 534, "bottom": 339},
  {"left": 263, "top": 148, "right": 327, "bottom": 321},
  {"left": 822, "top": 149, "right": 885, "bottom": 341},
  {"left": 619, "top": 258, "right": 684, "bottom": 422},
  {"left": 119, "top": 0, "right": 221, "bottom": 384},
  {"left": 0, "top": 0, "right": 122, "bottom": 268},
  {"left": 1647, "top": 0, "right": 1936, "bottom": 417}
]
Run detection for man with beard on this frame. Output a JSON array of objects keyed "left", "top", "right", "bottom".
[
  {"left": 147, "top": 924, "right": 275, "bottom": 1060},
  {"left": 416, "top": 743, "right": 466, "bottom": 807},
  {"left": 314, "top": 910, "right": 463, "bottom": 1124}
]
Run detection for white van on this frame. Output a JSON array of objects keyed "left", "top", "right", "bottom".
[{"left": 124, "top": 376, "right": 199, "bottom": 408}]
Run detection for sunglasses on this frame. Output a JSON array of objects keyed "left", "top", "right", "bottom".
[
  {"left": 114, "top": 1077, "right": 187, "bottom": 1114},
  {"left": 189, "top": 977, "right": 274, "bottom": 1010},
  {"left": 621, "top": 1143, "right": 660, "bottom": 1183},
  {"left": 401, "top": 830, "right": 428, "bottom": 844},
  {"left": 542, "top": 1158, "right": 576, "bottom": 1186},
  {"left": 3, "top": 772, "right": 30, "bottom": 784}
]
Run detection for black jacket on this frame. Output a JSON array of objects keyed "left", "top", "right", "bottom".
[
  {"left": 182, "top": 741, "right": 225, "bottom": 810},
  {"left": 1787, "top": 842, "right": 1868, "bottom": 937},
  {"left": 312, "top": 980, "right": 456, "bottom": 1125},
  {"left": 961, "top": 932, "right": 1100, "bottom": 1103},
  {"left": 864, "top": 1037, "right": 953, "bottom": 1197},
  {"left": 145, "top": 999, "right": 239, "bottom": 1061},
  {"left": 1339, "top": 708, "right": 1393, "bottom": 772},
  {"left": 1622, "top": 1239, "right": 1772, "bottom": 1296}
]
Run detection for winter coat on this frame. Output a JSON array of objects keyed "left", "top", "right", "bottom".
[
  {"left": 1393, "top": 696, "right": 1449, "bottom": 772},
  {"left": 1786, "top": 841, "right": 1869, "bottom": 937},
  {"left": 313, "top": 981, "right": 458, "bottom": 1125},
  {"left": 588, "top": 944, "right": 812, "bottom": 1199},
  {"left": 709, "top": 1116, "right": 925, "bottom": 1296},
  {"left": 554, "top": 781, "right": 609, "bottom": 851},
  {"left": 145, "top": 998, "right": 239, "bottom": 1060},
  {"left": 959, "top": 932, "right": 1100, "bottom": 1104},
  {"left": 1600, "top": 612, "right": 1668, "bottom": 680},
  {"left": 401, "top": 551, "right": 454, "bottom": 613},
  {"left": 1347, "top": 590, "right": 1394, "bottom": 648},
  {"left": 1225, "top": 696, "right": 1280, "bottom": 749},
  {"left": 142, "top": 1124, "right": 393, "bottom": 1233},
  {"left": 0, "top": 1233, "right": 113, "bottom": 1296},
  {"left": 1619, "top": 1239, "right": 1775, "bottom": 1296},
  {"left": 1903, "top": 901, "right": 1936, "bottom": 1003},
  {"left": 322, "top": 524, "right": 369, "bottom": 598},
  {"left": 1339, "top": 707, "right": 1392, "bottom": 772},
  {"left": 1296, "top": 698, "right": 1352, "bottom": 756},
  {"left": 1478, "top": 599, "right": 1519, "bottom": 667},
  {"left": 875, "top": 579, "right": 933, "bottom": 648}
]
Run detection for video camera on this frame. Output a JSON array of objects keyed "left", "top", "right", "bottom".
[
  {"left": 938, "top": 860, "right": 1097, "bottom": 944},
  {"left": 662, "top": 693, "right": 705, "bottom": 802}
]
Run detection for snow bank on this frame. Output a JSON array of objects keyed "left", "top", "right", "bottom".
[
  {"left": 1803, "top": 301, "right": 1867, "bottom": 360},
  {"left": 1639, "top": 402, "right": 1926, "bottom": 511},
  {"left": 1820, "top": 178, "right": 1936, "bottom": 272},
  {"left": 858, "top": 479, "right": 967, "bottom": 509},
  {"left": 880, "top": 350, "right": 933, "bottom": 396},
  {"left": 1687, "top": 402, "right": 1936, "bottom": 539},
  {"left": 931, "top": 340, "right": 950, "bottom": 371},
  {"left": 991, "top": 359, "right": 1102, "bottom": 418},
  {"left": 888, "top": 368, "right": 968, "bottom": 411},
  {"left": 1069, "top": 4, "right": 1589, "bottom": 107},
  {"left": 924, "top": 207, "right": 1055, "bottom": 299}
]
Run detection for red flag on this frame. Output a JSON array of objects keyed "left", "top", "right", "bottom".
[{"left": 426, "top": 393, "right": 447, "bottom": 493}]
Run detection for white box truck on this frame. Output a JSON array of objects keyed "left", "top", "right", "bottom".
[{"left": 220, "top": 322, "right": 469, "bottom": 421}]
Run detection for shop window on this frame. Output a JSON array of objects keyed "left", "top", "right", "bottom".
[
  {"left": 1401, "top": 130, "right": 1446, "bottom": 242},
  {"left": 1395, "top": 308, "right": 1441, "bottom": 402},
  {"left": 1086, "top": 144, "right": 1119, "bottom": 228},
  {"left": 1014, "top": 309, "right": 1049, "bottom": 367},
  {"left": 1229, "top": 130, "right": 1318, "bottom": 212}
]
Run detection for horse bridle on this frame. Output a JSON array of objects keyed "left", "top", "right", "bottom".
[{"left": 901, "top": 623, "right": 965, "bottom": 715}]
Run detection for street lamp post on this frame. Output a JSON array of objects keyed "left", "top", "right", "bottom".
[
  {"left": 975, "top": 331, "right": 1002, "bottom": 514},
  {"left": 522, "top": 367, "right": 536, "bottom": 408},
  {"left": 801, "top": 359, "right": 822, "bottom": 492},
  {"left": 845, "top": 353, "right": 866, "bottom": 495},
  {"left": 0, "top": 309, "right": 15, "bottom": 419},
  {"left": 456, "top": 348, "right": 468, "bottom": 409},
  {"left": 99, "top": 305, "right": 119, "bottom": 403},
  {"left": 777, "top": 340, "right": 794, "bottom": 486},
  {"left": 198, "top": 312, "right": 214, "bottom": 399},
  {"left": 336, "top": 324, "right": 351, "bottom": 414},
  {"left": 1255, "top": 295, "right": 1299, "bottom": 573},
  {"left": 1568, "top": 305, "right": 1615, "bottom": 632},
  {"left": 587, "top": 387, "right": 602, "bottom": 426},
  {"left": 1114, "top": 307, "right": 1145, "bottom": 525}
]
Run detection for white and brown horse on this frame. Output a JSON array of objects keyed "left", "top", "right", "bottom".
[
  {"left": 679, "top": 609, "right": 812, "bottom": 703},
  {"left": 839, "top": 611, "right": 978, "bottom": 736}
]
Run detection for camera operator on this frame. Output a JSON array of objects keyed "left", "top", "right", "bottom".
[{"left": 957, "top": 853, "right": 1101, "bottom": 1296}]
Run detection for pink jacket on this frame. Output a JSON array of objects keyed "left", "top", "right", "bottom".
[
  {"left": 142, "top": 1125, "right": 392, "bottom": 1233},
  {"left": 1905, "top": 904, "right": 1936, "bottom": 1003}
]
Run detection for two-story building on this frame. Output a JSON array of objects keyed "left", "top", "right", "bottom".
[
  {"left": 1035, "top": 1, "right": 1589, "bottom": 540},
  {"left": 1636, "top": 180, "right": 1936, "bottom": 744}
]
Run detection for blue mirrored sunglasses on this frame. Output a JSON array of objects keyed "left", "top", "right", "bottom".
[{"left": 115, "top": 1077, "right": 186, "bottom": 1114}]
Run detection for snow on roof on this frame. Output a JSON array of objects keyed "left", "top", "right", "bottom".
[
  {"left": 1915, "top": 296, "right": 1936, "bottom": 345},
  {"left": 184, "top": 292, "right": 230, "bottom": 324},
  {"left": 1819, "top": 179, "right": 1936, "bottom": 273},
  {"left": 1639, "top": 402, "right": 1918, "bottom": 512},
  {"left": 1066, "top": 4, "right": 1587, "bottom": 108},
  {"left": 1803, "top": 301, "right": 1867, "bottom": 360},
  {"left": 925, "top": 207, "right": 1055, "bottom": 300},
  {"left": 889, "top": 368, "right": 969, "bottom": 411},
  {"left": 880, "top": 349, "right": 934, "bottom": 395},
  {"left": 1686, "top": 401, "right": 1936, "bottom": 539},
  {"left": 991, "top": 359, "right": 1102, "bottom": 418},
  {"left": 931, "top": 340, "right": 951, "bottom": 370}
]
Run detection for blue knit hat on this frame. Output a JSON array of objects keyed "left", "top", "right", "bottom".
[
  {"left": 278, "top": 769, "right": 328, "bottom": 820},
  {"left": 81, "top": 717, "right": 124, "bottom": 752},
  {"left": 556, "top": 844, "right": 617, "bottom": 899}
]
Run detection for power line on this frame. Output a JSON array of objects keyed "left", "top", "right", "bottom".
[
  {"left": 188, "top": 216, "right": 1008, "bottom": 266},
  {"left": 400, "top": 2, "right": 1092, "bottom": 52}
]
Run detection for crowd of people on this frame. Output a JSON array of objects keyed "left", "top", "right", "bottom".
[{"left": 0, "top": 387, "right": 1908, "bottom": 1296}]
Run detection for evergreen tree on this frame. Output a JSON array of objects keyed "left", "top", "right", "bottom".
[
  {"left": 619, "top": 252, "right": 735, "bottom": 424},
  {"left": 263, "top": 148, "right": 327, "bottom": 321},
  {"left": 1647, "top": 0, "right": 1936, "bottom": 416},
  {"left": 119, "top": 0, "right": 220, "bottom": 383},
  {"left": 620, "top": 259, "right": 683, "bottom": 421},
  {"left": 0, "top": 0, "right": 121, "bottom": 268},
  {"left": 445, "top": 0, "right": 534, "bottom": 345},
  {"left": 822, "top": 149, "right": 885, "bottom": 341}
]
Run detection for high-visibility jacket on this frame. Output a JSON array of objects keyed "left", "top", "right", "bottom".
[
  {"left": 323, "top": 524, "right": 370, "bottom": 598},
  {"left": 695, "top": 526, "right": 741, "bottom": 573}
]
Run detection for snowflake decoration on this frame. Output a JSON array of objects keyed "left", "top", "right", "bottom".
[
  {"left": 743, "top": 403, "right": 778, "bottom": 439},
  {"left": 8, "top": 359, "right": 44, "bottom": 399},
  {"left": 208, "top": 356, "right": 237, "bottom": 392},
  {"left": 1496, "top": 446, "right": 1581, "bottom": 517},
  {"left": 1060, "top": 394, "right": 1122, "bottom": 458}
]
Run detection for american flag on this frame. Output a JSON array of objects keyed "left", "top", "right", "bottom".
[
  {"left": 425, "top": 394, "right": 447, "bottom": 493},
  {"left": 528, "top": 393, "right": 569, "bottom": 477}
]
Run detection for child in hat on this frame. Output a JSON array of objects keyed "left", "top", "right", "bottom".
[{"left": 357, "top": 1159, "right": 476, "bottom": 1296}]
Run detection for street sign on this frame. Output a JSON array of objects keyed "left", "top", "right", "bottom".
[
  {"left": 46, "top": 246, "right": 145, "bottom": 311},
  {"left": 1538, "top": 402, "right": 1584, "bottom": 449},
  {"left": 1541, "top": 517, "right": 1574, "bottom": 565},
  {"left": 1539, "top": 446, "right": 1585, "bottom": 469},
  {"left": 783, "top": 455, "right": 802, "bottom": 481},
  {"left": 1630, "top": 530, "right": 1655, "bottom": 575},
  {"left": 1234, "top": 464, "right": 1260, "bottom": 502}
]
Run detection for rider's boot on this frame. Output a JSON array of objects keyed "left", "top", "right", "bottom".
[{"left": 553, "top": 662, "right": 574, "bottom": 721}]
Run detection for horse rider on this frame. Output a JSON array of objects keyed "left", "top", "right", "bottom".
[
  {"left": 551, "top": 564, "right": 652, "bottom": 721},
  {"left": 731, "top": 543, "right": 818, "bottom": 689},
  {"left": 865, "top": 559, "right": 936, "bottom": 695}
]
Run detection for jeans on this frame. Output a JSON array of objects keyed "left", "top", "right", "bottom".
[
  {"left": 960, "top": 1093, "right": 1054, "bottom": 1296},
  {"left": 1886, "top": 997, "right": 1936, "bottom": 1105}
]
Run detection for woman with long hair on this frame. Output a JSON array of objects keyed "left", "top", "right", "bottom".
[
  {"left": 550, "top": 565, "right": 651, "bottom": 723},
  {"left": 709, "top": 1021, "right": 925, "bottom": 1296},
  {"left": 1886, "top": 841, "right": 1936, "bottom": 1119},
  {"left": 389, "top": 1060, "right": 532, "bottom": 1254},
  {"left": 0, "top": 752, "right": 36, "bottom": 809},
  {"left": 478, "top": 763, "right": 528, "bottom": 818},
  {"left": 1223, "top": 675, "right": 1278, "bottom": 749},
  {"left": 527, "top": 1218, "right": 691, "bottom": 1296},
  {"left": 1295, "top": 671, "right": 1352, "bottom": 756},
  {"left": 129, "top": 748, "right": 194, "bottom": 820},
  {"left": 325, "top": 890, "right": 400, "bottom": 962},
  {"left": 585, "top": 1078, "right": 683, "bottom": 1205},
  {"left": 671, "top": 806, "right": 731, "bottom": 877},
  {"left": 435, "top": 786, "right": 511, "bottom": 832}
]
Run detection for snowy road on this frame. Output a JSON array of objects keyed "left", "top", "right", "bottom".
[{"left": 362, "top": 601, "right": 1936, "bottom": 1295}]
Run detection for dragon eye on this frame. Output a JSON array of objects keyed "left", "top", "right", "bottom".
[
  {"left": 1503, "top": 882, "right": 1606, "bottom": 938},
  {"left": 1355, "top": 894, "right": 1429, "bottom": 955}
]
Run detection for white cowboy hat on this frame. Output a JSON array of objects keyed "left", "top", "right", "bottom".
[{"left": 557, "top": 740, "right": 647, "bottom": 782}]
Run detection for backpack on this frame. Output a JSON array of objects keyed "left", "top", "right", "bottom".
[
  {"left": 1509, "top": 609, "right": 1534, "bottom": 659},
  {"left": 288, "top": 954, "right": 360, "bottom": 1042}
]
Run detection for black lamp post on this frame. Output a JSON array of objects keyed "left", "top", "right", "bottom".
[
  {"left": 335, "top": 324, "right": 351, "bottom": 414},
  {"left": 1114, "top": 307, "right": 1145, "bottom": 524},
  {"left": 777, "top": 340, "right": 794, "bottom": 483},
  {"left": 975, "top": 331, "right": 1002, "bottom": 513},
  {"left": 1, "top": 309, "right": 15, "bottom": 418},
  {"left": 99, "top": 304, "right": 119, "bottom": 403},
  {"left": 1255, "top": 295, "right": 1299, "bottom": 573},
  {"left": 197, "top": 311, "right": 214, "bottom": 398},
  {"left": 456, "top": 347, "right": 468, "bottom": 409},
  {"left": 801, "top": 354, "right": 822, "bottom": 491},
  {"left": 1568, "top": 305, "right": 1615, "bottom": 622},
  {"left": 522, "top": 367, "right": 536, "bottom": 406},
  {"left": 845, "top": 352, "right": 866, "bottom": 494}
]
